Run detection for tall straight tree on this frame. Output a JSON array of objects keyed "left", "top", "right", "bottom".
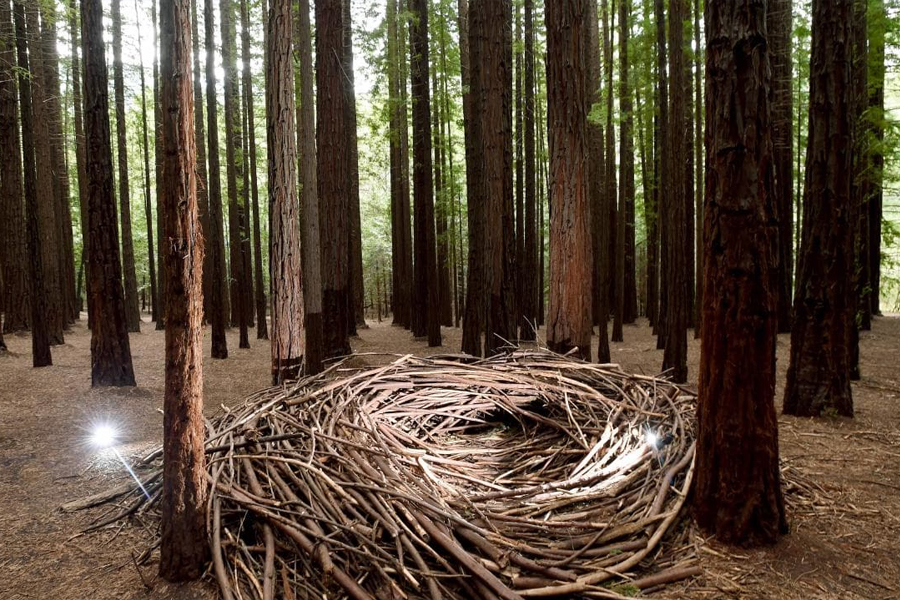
[
  {"left": 297, "top": 0, "right": 323, "bottom": 374},
  {"left": 153, "top": 0, "right": 166, "bottom": 330},
  {"left": 662, "top": 0, "right": 688, "bottom": 383},
  {"left": 157, "top": 0, "right": 208, "bottom": 579},
  {"left": 849, "top": 0, "right": 867, "bottom": 379},
  {"left": 81, "top": 0, "right": 136, "bottom": 387},
  {"left": 112, "top": 0, "right": 141, "bottom": 332},
  {"left": 520, "top": 0, "right": 540, "bottom": 344},
  {"left": 316, "top": 0, "right": 351, "bottom": 358},
  {"left": 343, "top": 0, "right": 365, "bottom": 332},
  {"left": 546, "top": 0, "right": 592, "bottom": 362},
  {"left": 13, "top": 0, "right": 51, "bottom": 366},
  {"left": 695, "top": 0, "right": 787, "bottom": 545},
  {"left": 205, "top": 0, "right": 229, "bottom": 359},
  {"left": 602, "top": 0, "right": 617, "bottom": 327},
  {"left": 513, "top": 1, "right": 524, "bottom": 336},
  {"left": 221, "top": 0, "right": 250, "bottom": 348},
  {"left": 386, "top": 0, "right": 412, "bottom": 329},
  {"left": 25, "top": 1, "right": 63, "bottom": 345},
  {"left": 190, "top": 0, "right": 209, "bottom": 321},
  {"left": 268, "top": 0, "right": 303, "bottom": 384},
  {"left": 784, "top": 0, "right": 855, "bottom": 417},
  {"left": 0, "top": 0, "right": 28, "bottom": 333},
  {"left": 40, "top": 3, "right": 77, "bottom": 325},
  {"left": 769, "top": 0, "right": 793, "bottom": 333},
  {"left": 241, "top": 0, "right": 267, "bottom": 340},
  {"left": 409, "top": 0, "right": 441, "bottom": 347},
  {"left": 71, "top": 0, "right": 89, "bottom": 320},
  {"left": 868, "top": 0, "right": 885, "bottom": 316},
  {"left": 653, "top": 0, "right": 668, "bottom": 344},
  {"left": 619, "top": 0, "right": 637, "bottom": 324},
  {"left": 136, "top": 5, "right": 158, "bottom": 325}
]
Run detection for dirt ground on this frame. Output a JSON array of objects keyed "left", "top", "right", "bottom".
[{"left": 1, "top": 314, "right": 899, "bottom": 599}]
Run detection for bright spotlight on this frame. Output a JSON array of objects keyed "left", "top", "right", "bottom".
[
  {"left": 91, "top": 424, "right": 118, "bottom": 448},
  {"left": 645, "top": 430, "right": 658, "bottom": 449}
]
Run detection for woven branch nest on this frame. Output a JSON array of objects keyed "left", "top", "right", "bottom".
[{"left": 72, "top": 351, "right": 700, "bottom": 599}]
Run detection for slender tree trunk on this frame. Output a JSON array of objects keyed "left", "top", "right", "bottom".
[
  {"left": 769, "top": 0, "right": 793, "bottom": 334},
  {"left": 297, "top": 0, "right": 323, "bottom": 374},
  {"left": 409, "top": 0, "right": 441, "bottom": 347},
  {"left": 662, "top": 0, "right": 688, "bottom": 383},
  {"left": 603, "top": 0, "right": 618, "bottom": 339},
  {"left": 850, "top": 0, "right": 868, "bottom": 381},
  {"left": 433, "top": 64, "right": 452, "bottom": 328},
  {"left": 221, "top": 0, "right": 250, "bottom": 348},
  {"left": 135, "top": 7, "right": 158, "bottom": 326},
  {"left": 520, "top": 0, "right": 539, "bottom": 344},
  {"left": 316, "top": 0, "right": 352, "bottom": 358},
  {"left": 784, "top": 0, "right": 854, "bottom": 417},
  {"left": 546, "top": 0, "right": 592, "bottom": 361},
  {"left": 695, "top": 0, "right": 788, "bottom": 545},
  {"left": 342, "top": 0, "right": 365, "bottom": 332},
  {"left": 13, "top": 0, "right": 51, "bottom": 366},
  {"left": 112, "top": 0, "right": 141, "bottom": 332},
  {"left": 437, "top": 9, "right": 459, "bottom": 327},
  {"left": 205, "top": 0, "right": 229, "bottom": 359},
  {"left": 514, "top": 1, "right": 524, "bottom": 338},
  {"left": 537, "top": 79, "right": 546, "bottom": 327},
  {"left": 386, "top": 0, "right": 407, "bottom": 328},
  {"left": 71, "top": 0, "right": 89, "bottom": 322},
  {"left": 241, "top": 0, "right": 267, "bottom": 340},
  {"left": 682, "top": 7, "right": 694, "bottom": 330},
  {"left": 40, "top": 3, "right": 77, "bottom": 327},
  {"left": 0, "top": 0, "right": 28, "bottom": 333},
  {"left": 157, "top": 0, "right": 208, "bottom": 581},
  {"left": 25, "top": 1, "right": 63, "bottom": 345},
  {"left": 460, "top": 0, "right": 485, "bottom": 355},
  {"left": 82, "top": 0, "right": 136, "bottom": 387},
  {"left": 653, "top": 0, "right": 668, "bottom": 346},
  {"left": 268, "top": 0, "right": 303, "bottom": 384},
  {"left": 693, "top": 0, "right": 703, "bottom": 337},
  {"left": 868, "top": 0, "right": 885, "bottom": 316},
  {"left": 190, "top": 0, "right": 210, "bottom": 322},
  {"left": 154, "top": 0, "right": 168, "bottom": 330},
  {"left": 621, "top": 0, "right": 637, "bottom": 324}
]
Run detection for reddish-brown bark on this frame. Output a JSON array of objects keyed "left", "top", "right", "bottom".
[
  {"left": 158, "top": 0, "right": 208, "bottom": 579},
  {"left": 694, "top": 0, "right": 787, "bottom": 545},
  {"left": 81, "top": 0, "right": 136, "bottom": 387},
  {"left": 546, "top": 0, "right": 592, "bottom": 362}
]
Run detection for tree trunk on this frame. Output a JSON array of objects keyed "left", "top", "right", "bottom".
[
  {"left": 769, "top": 0, "right": 793, "bottom": 334},
  {"left": 241, "top": 0, "right": 268, "bottom": 340},
  {"left": 603, "top": 0, "right": 618, "bottom": 340},
  {"left": 81, "top": 0, "right": 136, "bottom": 387},
  {"left": 520, "top": 0, "right": 540, "bottom": 344},
  {"left": 25, "top": 1, "right": 63, "bottom": 345},
  {"left": 316, "top": 0, "right": 352, "bottom": 358},
  {"left": 0, "top": 0, "right": 28, "bottom": 333},
  {"left": 157, "top": 0, "right": 208, "bottom": 580},
  {"left": 343, "top": 0, "right": 366, "bottom": 333},
  {"left": 409, "top": 0, "right": 441, "bottom": 347},
  {"left": 849, "top": 0, "right": 867, "bottom": 381},
  {"left": 460, "top": 0, "right": 484, "bottom": 356},
  {"left": 546, "top": 0, "right": 592, "bottom": 362},
  {"left": 433, "top": 62, "right": 452, "bottom": 328},
  {"left": 662, "top": 0, "right": 688, "bottom": 383},
  {"left": 154, "top": 0, "right": 167, "bottom": 331},
  {"left": 693, "top": 0, "right": 703, "bottom": 337},
  {"left": 621, "top": 0, "right": 637, "bottom": 324},
  {"left": 112, "top": 0, "right": 141, "bottom": 332},
  {"left": 71, "top": 0, "right": 89, "bottom": 322},
  {"left": 13, "top": 0, "right": 51, "bottom": 366},
  {"left": 268, "top": 0, "right": 304, "bottom": 385},
  {"left": 868, "top": 0, "right": 885, "bottom": 317},
  {"left": 190, "top": 0, "right": 210, "bottom": 323},
  {"left": 784, "top": 0, "right": 854, "bottom": 417},
  {"left": 653, "top": 0, "right": 668, "bottom": 346},
  {"left": 297, "top": 0, "right": 323, "bottom": 374},
  {"left": 695, "top": 0, "right": 788, "bottom": 545},
  {"left": 514, "top": 1, "right": 524, "bottom": 338},
  {"left": 136, "top": 5, "right": 158, "bottom": 327}
]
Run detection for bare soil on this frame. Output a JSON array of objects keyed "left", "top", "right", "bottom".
[{"left": 1, "top": 314, "right": 898, "bottom": 599}]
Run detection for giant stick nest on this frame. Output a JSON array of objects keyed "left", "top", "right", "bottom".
[{"left": 68, "top": 350, "right": 701, "bottom": 599}]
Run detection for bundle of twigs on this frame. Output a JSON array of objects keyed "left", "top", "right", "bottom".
[{"left": 67, "top": 351, "right": 700, "bottom": 599}]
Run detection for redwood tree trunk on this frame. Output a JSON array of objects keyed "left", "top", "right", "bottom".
[
  {"left": 191, "top": 0, "right": 210, "bottom": 322},
  {"left": 0, "top": 0, "right": 28, "bottom": 333},
  {"left": 409, "top": 0, "right": 441, "bottom": 348},
  {"left": 784, "top": 0, "right": 855, "bottom": 417},
  {"left": 546, "top": 0, "right": 592, "bottom": 362},
  {"left": 13, "top": 0, "right": 51, "bottom": 367},
  {"left": 268, "top": 0, "right": 304, "bottom": 385},
  {"left": 769, "top": 0, "right": 794, "bottom": 334},
  {"left": 653, "top": 0, "right": 668, "bottom": 346},
  {"left": 316, "top": 0, "right": 352, "bottom": 358},
  {"left": 520, "top": 0, "right": 540, "bottom": 345},
  {"left": 158, "top": 0, "right": 208, "bottom": 580},
  {"left": 81, "top": 0, "right": 136, "bottom": 387},
  {"left": 297, "top": 0, "right": 323, "bottom": 374},
  {"left": 868, "top": 0, "right": 885, "bottom": 316},
  {"left": 137, "top": 12, "right": 158, "bottom": 326},
  {"left": 343, "top": 0, "right": 365, "bottom": 333},
  {"left": 205, "top": 0, "right": 229, "bottom": 359},
  {"left": 694, "top": 0, "right": 787, "bottom": 545},
  {"left": 112, "top": 0, "right": 142, "bottom": 332}
]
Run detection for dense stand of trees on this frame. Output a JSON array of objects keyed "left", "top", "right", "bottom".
[{"left": 0, "top": 0, "right": 896, "bottom": 560}]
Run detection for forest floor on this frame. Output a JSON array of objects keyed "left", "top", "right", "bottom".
[{"left": 1, "top": 314, "right": 899, "bottom": 599}]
